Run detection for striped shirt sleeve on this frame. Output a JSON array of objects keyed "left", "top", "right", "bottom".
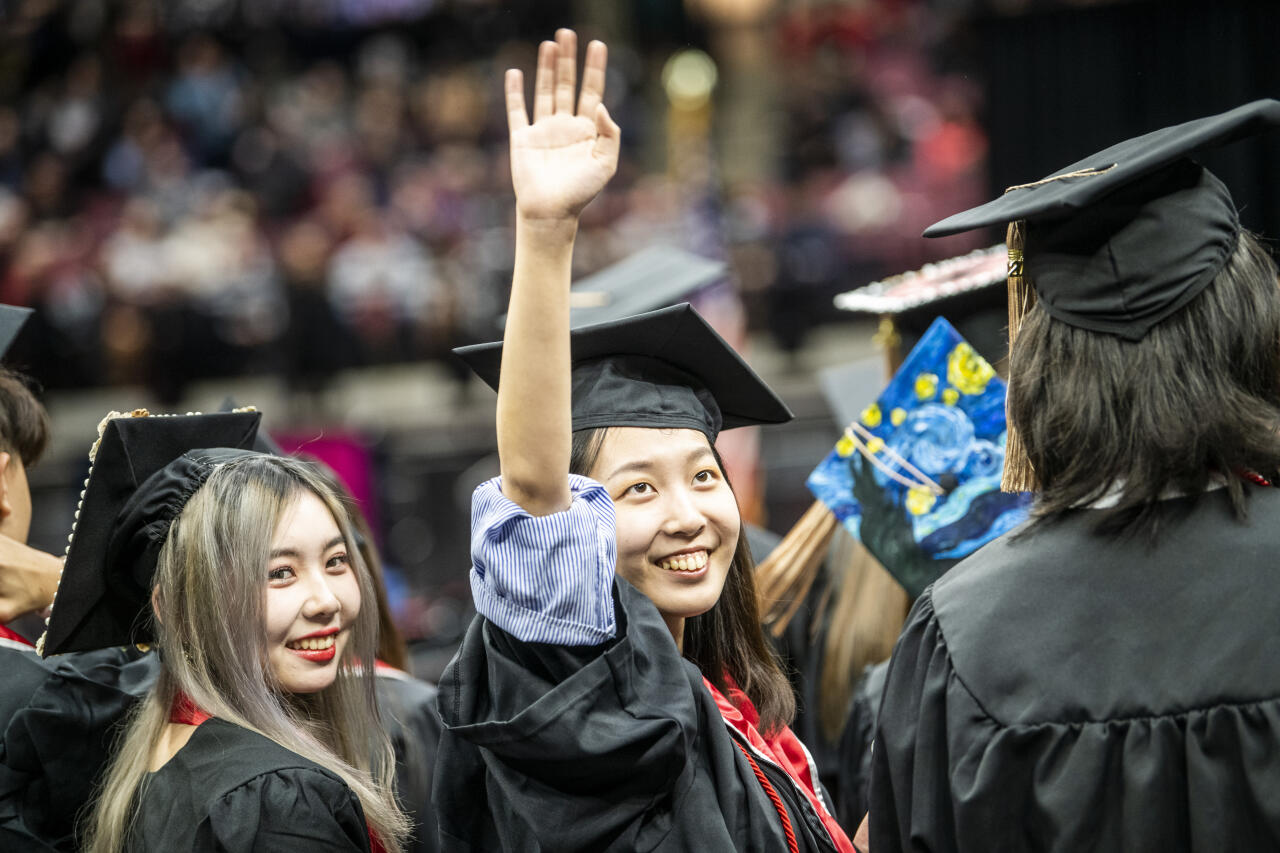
[{"left": 469, "top": 474, "right": 617, "bottom": 646}]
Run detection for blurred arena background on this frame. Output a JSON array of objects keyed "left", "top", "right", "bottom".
[{"left": 2, "top": 0, "right": 1277, "bottom": 677}]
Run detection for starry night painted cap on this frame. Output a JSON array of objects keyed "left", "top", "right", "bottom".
[
  {"left": 454, "top": 303, "right": 792, "bottom": 441},
  {"left": 40, "top": 410, "right": 262, "bottom": 657},
  {"left": 924, "top": 99, "right": 1280, "bottom": 341}
]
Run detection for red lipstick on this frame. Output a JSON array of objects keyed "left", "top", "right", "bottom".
[
  {"left": 286, "top": 627, "right": 341, "bottom": 662},
  {"left": 290, "top": 646, "right": 337, "bottom": 663}
]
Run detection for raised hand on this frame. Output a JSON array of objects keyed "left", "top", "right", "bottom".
[{"left": 506, "top": 29, "right": 620, "bottom": 223}]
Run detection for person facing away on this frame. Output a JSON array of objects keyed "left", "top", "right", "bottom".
[
  {"left": 869, "top": 99, "right": 1280, "bottom": 852},
  {"left": 37, "top": 410, "right": 410, "bottom": 852},
  {"left": 434, "top": 28, "right": 855, "bottom": 852}
]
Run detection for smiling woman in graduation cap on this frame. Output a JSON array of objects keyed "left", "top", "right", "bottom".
[
  {"left": 435, "top": 30, "right": 854, "bottom": 852},
  {"left": 868, "top": 100, "right": 1280, "bottom": 853},
  {"left": 37, "top": 410, "right": 409, "bottom": 852}
]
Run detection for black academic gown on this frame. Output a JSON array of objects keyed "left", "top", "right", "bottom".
[
  {"left": 835, "top": 658, "right": 887, "bottom": 828},
  {"left": 377, "top": 667, "right": 443, "bottom": 853},
  {"left": 434, "top": 576, "right": 841, "bottom": 852},
  {"left": 131, "top": 717, "right": 371, "bottom": 851},
  {"left": 0, "top": 645, "right": 158, "bottom": 851},
  {"left": 871, "top": 484, "right": 1280, "bottom": 853},
  {"left": 772, "top": 580, "right": 842, "bottom": 804}
]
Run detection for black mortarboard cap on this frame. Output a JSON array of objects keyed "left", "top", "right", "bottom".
[
  {"left": 817, "top": 358, "right": 885, "bottom": 433},
  {"left": 40, "top": 410, "right": 262, "bottom": 657},
  {"left": 568, "top": 246, "right": 727, "bottom": 327},
  {"left": 455, "top": 303, "right": 792, "bottom": 440},
  {"left": 924, "top": 99, "right": 1280, "bottom": 341},
  {"left": 0, "top": 305, "right": 33, "bottom": 360}
]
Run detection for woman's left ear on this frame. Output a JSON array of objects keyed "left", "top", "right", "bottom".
[
  {"left": 0, "top": 451, "right": 12, "bottom": 521},
  {"left": 150, "top": 585, "right": 163, "bottom": 625}
]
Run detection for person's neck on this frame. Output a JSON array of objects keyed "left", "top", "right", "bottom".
[{"left": 663, "top": 614, "right": 685, "bottom": 653}]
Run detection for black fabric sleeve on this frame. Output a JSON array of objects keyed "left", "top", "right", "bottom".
[
  {"left": 435, "top": 578, "right": 703, "bottom": 851},
  {"left": 868, "top": 591, "right": 959, "bottom": 853}
]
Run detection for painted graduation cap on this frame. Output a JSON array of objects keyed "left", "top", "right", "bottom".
[
  {"left": 455, "top": 303, "right": 792, "bottom": 441},
  {"left": 568, "top": 246, "right": 728, "bottom": 328},
  {"left": 834, "top": 246, "right": 1009, "bottom": 366},
  {"left": 925, "top": 98, "right": 1280, "bottom": 342},
  {"left": 39, "top": 410, "right": 262, "bottom": 656},
  {"left": 0, "top": 305, "right": 33, "bottom": 360},
  {"left": 805, "top": 318, "right": 1030, "bottom": 598}
]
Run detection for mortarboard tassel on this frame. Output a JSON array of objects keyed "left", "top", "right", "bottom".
[{"left": 1001, "top": 219, "right": 1038, "bottom": 493}]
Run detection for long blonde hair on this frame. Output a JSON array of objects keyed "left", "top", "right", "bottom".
[{"left": 86, "top": 455, "right": 409, "bottom": 852}]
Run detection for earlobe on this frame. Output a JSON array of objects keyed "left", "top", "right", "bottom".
[{"left": 0, "top": 451, "right": 12, "bottom": 521}]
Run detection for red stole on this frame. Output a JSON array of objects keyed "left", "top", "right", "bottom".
[{"left": 703, "top": 677, "right": 857, "bottom": 853}]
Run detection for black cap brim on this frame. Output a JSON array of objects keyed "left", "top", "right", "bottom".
[
  {"left": 455, "top": 303, "right": 792, "bottom": 433},
  {"left": 924, "top": 99, "right": 1280, "bottom": 237},
  {"left": 0, "top": 305, "right": 33, "bottom": 361}
]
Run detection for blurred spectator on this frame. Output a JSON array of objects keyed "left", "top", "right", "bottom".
[
  {"left": 327, "top": 205, "right": 439, "bottom": 363},
  {"left": 0, "top": 0, "right": 987, "bottom": 391},
  {"left": 164, "top": 34, "right": 244, "bottom": 165}
]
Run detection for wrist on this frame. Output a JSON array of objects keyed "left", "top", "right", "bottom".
[
  {"left": 515, "top": 214, "right": 580, "bottom": 246},
  {"left": 23, "top": 546, "right": 62, "bottom": 613}
]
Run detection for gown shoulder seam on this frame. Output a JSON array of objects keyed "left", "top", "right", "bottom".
[{"left": 918, "top": 590, "right": 1012, "bottom": 728}]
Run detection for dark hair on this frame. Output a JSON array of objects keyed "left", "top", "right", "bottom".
[
  {"left": 571, "top": 427, "right": 796, "bottom": 735},
  {"left": 1007, "top": 229, "right": 1280, "bottom": 536},
  {"left": 0, "top": 368, "right": 49, "bottom": 467}
]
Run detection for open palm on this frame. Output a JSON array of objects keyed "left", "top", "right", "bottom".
[{"left": 506, "top": 31, "right": 620, "bottom": 222}]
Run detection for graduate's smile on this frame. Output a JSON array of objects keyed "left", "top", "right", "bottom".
[
  {"left": 285, "top": 627, "right": 342, "bottom": 662},
  {"left": 654, "top": 547, "right": 711, "bottom": 578}
]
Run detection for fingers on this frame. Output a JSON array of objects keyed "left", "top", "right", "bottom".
[
  {"left": 591, "top": 103, "right": 621, "bottom": 171},
  {"left": 532, "top": 40, "right": 556, "bottom": 122},
  {"left": 554, "top": 28, "right": 577, "bottom": 114},
  {"left": 577, "top": 40, "right": 607, "bottom": 118},
  {"left": 505, "top": 69, "right": 528, "bottom": 134}
]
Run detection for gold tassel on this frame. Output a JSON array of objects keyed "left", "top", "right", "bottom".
[
  {"left": 755, "top": 500, "right": 839, "bottom": 636},
  {"left": 1001, "top": 219, "right": 1037, "bottom": 493}
]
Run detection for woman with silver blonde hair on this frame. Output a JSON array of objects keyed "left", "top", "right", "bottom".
[{"left": 38, "top": 410, "right": 409, "bottom": 852}]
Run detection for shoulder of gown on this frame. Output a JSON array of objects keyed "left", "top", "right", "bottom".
[
  {"left": 139, "top": 718, "right": 370, "bottom": 852},
  {"left": 870, "top": 486, "right": 1280, "bottom": 853},
  {"left": 0, "top": 646, "right": 157, "bottom": 851}
]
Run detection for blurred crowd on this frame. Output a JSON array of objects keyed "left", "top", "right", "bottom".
[{"left": 0, "top": 0, "right": 988, "bottom": 403}]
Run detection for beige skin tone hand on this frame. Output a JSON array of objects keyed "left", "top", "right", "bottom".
[
  {"left": 498, "top": 29, "right": 620, "bottom": 516},
  {"left": 0, "top": 534, "right": 62, "bottom": 624}
]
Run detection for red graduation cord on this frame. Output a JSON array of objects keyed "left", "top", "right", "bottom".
[{"left": 733, "top": 739, "right": 800, "bottom": 853}]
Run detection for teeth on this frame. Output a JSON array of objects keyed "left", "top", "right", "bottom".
[
  {"left": 659, "top": 551, "right": 709, "bottom": 572},
  {"left": 288, "top": 634, "right": 337, "bottom": 651}
]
